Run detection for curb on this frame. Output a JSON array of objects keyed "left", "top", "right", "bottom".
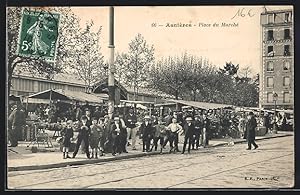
[
  {"left": 211, "top": 133, "right": 292, "bottom": 147},
  {"left": 7, "top": 151, "right": 166, "bottom": 172},
  {"left": 7, "top": 133, "right": 292, "bottom": 172}
]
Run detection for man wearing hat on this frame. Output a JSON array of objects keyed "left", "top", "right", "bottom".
[
  {"left": 246, "top": 111, "right": 258, "bottom": 150},
  {"left": 150, "top": 117, "right": 167, "bottom": 153},
  {"left": 192, "top": 115, "right": 203, "bottom": 150},
  {"left": 8, "top": 103, "right": 26, "bottom": 147},
  {"left": 139, "top": 115, "right": 154, "bottom": 152},
  {"left": 166, "top": 117, "right": 183, "bottom": 153},
  {"left": 110, "top": 116, "right": 123, "bottom": 155},
  {"left": 202, "top": 113, "right": 210, "bottom": 148},
  {"left": 125, "top": 108, "right": 138, "bottom": 150},
  {"left": 72, "top": 115, "right": 91, "bottom": 159},
  {"left": 182, "top": 117, "right": 195, "bottom": 154}
]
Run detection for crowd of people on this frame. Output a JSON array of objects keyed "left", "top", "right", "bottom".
[{"left": 7, "top": 101, "right": 291, "bottom": 159}]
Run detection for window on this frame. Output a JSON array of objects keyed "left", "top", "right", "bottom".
[
  {"left": 283, "top": 76, "right": 290, "bottom": 87},
  {"left": 268, "top": 14, "right": 274, "bottom": 23},
  {"left": 283, "top": 92, "right": 290, "bottom": 103},
  {"left": 267, "top": 30, "right": 274, "bottom": 41},
  {"left": 267, "top": 61, "right": 274, "bottom": 71},
  {"left": 284, "top": 61, "right": 290, "bottom": 70},
  {"left": 267, "top": 46, "right": 274, "bottom": 56},
  {"left": 267, "top": 92, "right": 273, "bottom": 103},
  {"left": 267, "top": 77, "right": 274, "bottom": 88},
  {"left": 285, "top": 13, "right": 290, "bottom": 22},
  {"left": 284, "top": 45, "right": 290, "bottom": 56},
  {"left": 284, "top": 29, "right": 290, "bottom": 39}
]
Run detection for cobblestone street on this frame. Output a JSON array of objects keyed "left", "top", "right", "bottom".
[{"left": 7, "top": 136, "right": 294, "bottom": 189}]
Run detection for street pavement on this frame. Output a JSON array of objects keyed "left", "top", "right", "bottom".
[
  {"left": 6, "top": 135, "right": 294, "bottom": 189},
  {"left": 7, "top": 131, "right": 292, "bottom": 171}
]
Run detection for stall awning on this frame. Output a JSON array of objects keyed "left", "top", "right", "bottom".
[
  {"left": 166, "top": 99, "right": 234, "bottom": 110},
  {"left": 120, "top": 100, "right": 154, "bottom": 105},
  {"left": 9, "top": 94, "right": 21, "bottom": 102},
  {"left": 27, "top": 89, "right": 108, "bottom": 105}
]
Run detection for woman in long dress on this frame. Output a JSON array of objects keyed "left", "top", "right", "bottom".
[{"left": 27, "top": 13, "right": 53, "bottom": 55}]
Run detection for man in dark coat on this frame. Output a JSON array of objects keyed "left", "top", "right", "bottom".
[
  {"left": 8, "top": 103, "right": 26, "bottom": 147},
  {"left": 202, "top": 113, "right": 210, "bottom": 148},
  {"left": 192, "top": 115, "right": 203, "bottom": 150},
  {"left": 93, "top": 107, "right": 102, "bottom": 121},
  {"left": 182, "top": 117, "right": 195, "bottom": 154},
  {"left": 139, "top": 115, "right": 154, "bottom": 152},
  {"left": 119, "top": 114, "right": 128, "bottom": 153},
  {"left": 246, "top": 112, "right": 258, "bottom": 150},
  {"left": 263, "top": 112, "right": 270, "bottom": 134},
  {"left": 72, "top": 115, "right": 91, "bottom": 159},
  {"left": 110, "top": 117, "right": 122, "bottom": 155}
]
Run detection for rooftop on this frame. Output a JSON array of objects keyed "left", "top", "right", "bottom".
[{"left": 12, "top": 67, "right": 86, "bottom": 86}]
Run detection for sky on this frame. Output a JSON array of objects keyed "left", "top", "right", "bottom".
[{"left": 71, "top": 5, "right": 292, "bottom": 76}]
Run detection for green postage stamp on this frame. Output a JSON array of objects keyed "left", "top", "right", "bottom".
[{"left": 17, "top": 8, "right": 60, "bottom": 62}]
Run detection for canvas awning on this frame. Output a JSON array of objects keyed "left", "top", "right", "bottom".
[
  {"left": 166, "top": 99, "right": 234, "bottom": 110},
  {"left": 27, "top": 89, "right": 108, "bottom": 105},
  {"left": 120, "top": 100, "right": 154, "bottom": 105}
]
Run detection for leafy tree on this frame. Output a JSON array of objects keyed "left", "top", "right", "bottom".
[
  {"left": 115, "top": 52, "right": 128, "bottom": 85},
  {"left": 69, "top": 20, "right": 106, "bottom": 93},
  {"left": 150, "top": 56, "right": 259, "bottom": 107},
  {"left": 120, "top": 33, "right": 155, "bottom": 100},
  {"left": 149, "top": 54, "right": 191, "bottom": 100},
  {"left": 219, "top": 62, "right": 239, "bottom": 77}
]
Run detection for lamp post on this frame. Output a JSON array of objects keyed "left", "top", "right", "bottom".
[
  {"left": 273, "top": 92, "right": 278, "bottom": 134},
  {"left": 108, "top": 6, "right": 115, "bottom": 120}
]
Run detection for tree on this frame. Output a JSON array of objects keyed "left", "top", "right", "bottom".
[
  {"left": 149, "top": 53, "right": 210, "bottom": 100},
  {"left": 7, "top": 7, "right": 81, "bottom": 95},
  {"left": 115, "top": 52, "right": 128, "bottom": 85},
  {"left": 69, "top": 20, "right": 106, "bottom": 92},
  {"left": 121, "top": 33, "right": 155, "bottom": 100},
  {"left": 219, "top": 62, "right": 239, "bottom": 77}
]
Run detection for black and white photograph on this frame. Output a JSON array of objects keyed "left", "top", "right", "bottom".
[{"left": 5, "top": 4, "right": 295, "bottom": 190}]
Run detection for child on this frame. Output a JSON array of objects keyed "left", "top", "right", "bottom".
[
  {"left": 150, "top": 117, "right": 167, "bottom": 154},
  {"left": 97, "top": 118, "right": 105, "bottom": 156},
  {"left": 60, "top": 120, "right": 74, "bottom": 159},
  {"left": 89, "top": 117, "right": 101, "bottom": 158}
]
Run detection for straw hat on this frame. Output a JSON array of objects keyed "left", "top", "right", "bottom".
[
  {"left": 144, "top": 115, "right": 151, "bottom": 119},
  {"left": 186, "top": 117, "right": 193, "bottom": 121}
]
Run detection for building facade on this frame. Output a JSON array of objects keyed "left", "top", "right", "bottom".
[
  {"left": 10, "top": 72, "right": 87, "bottom": 97},
  {"left": 260, "top": 9, "right": 294, "bottom": 109},
  {"left": 10, "top": 72, "right": 172, "bottom": 105}
]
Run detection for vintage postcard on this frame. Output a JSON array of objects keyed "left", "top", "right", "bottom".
[{"left": 6, "top": 5, "right": 294, "bottom": 190}]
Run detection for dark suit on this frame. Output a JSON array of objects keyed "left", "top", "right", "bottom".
[
  {"left": 80, "top": 117, "right": 91, "bottom": 152},
  {"left": 182, "top": 122, "right": 195, "bottom": 153},
  {"left": 110, "top": 123, "right": 122, "bottom": 154},
  {"left": 140, "top": 122, "right": 154, "bottom": 151},
  {"left": 192, "top": 119, "right": 203, "bottom": 149},
  {"left": 246, "top": 116, "right": 258, "bottom": 149},
  {"left": 202, "top": 118, "right": 210, "bottom": 147},
  {"left": 8, "top": 108, "right": 26, "bottom": 146},
  {"left": 72, "top": 122, "right": 90, "bottom": 158}
]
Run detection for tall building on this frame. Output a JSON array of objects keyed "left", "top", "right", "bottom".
[{"left": 260, "top": 8, "right": 294, "bottom": 110}]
